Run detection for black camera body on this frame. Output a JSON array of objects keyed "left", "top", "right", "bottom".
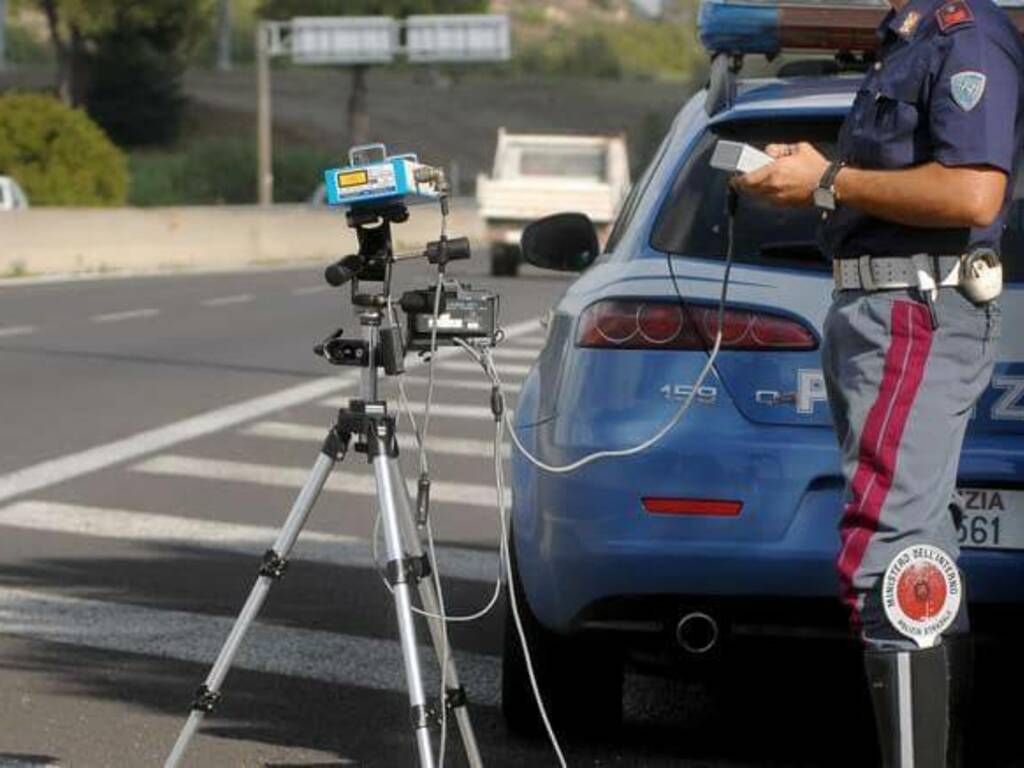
[{"left": 401, "top": 280, "right": 499, "bottom": 352}]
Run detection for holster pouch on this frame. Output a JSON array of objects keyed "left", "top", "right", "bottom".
[{"left": 959, "top": 249, "right": 1003, "bottom": 304}]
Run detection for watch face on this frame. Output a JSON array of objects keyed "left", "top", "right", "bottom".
[{"left": 814, "top": 187, "right": 836, "bottom": 211}]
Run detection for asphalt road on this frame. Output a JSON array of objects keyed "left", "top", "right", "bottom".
[{"left": 0, "top": 262, "right": 1018, "bottom": 767}]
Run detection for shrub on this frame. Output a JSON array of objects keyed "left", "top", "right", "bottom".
[
  {"left": 0, "top": 93, "right": 128, "bottom": 206},
  {"left": 130, "top": 139, "right": 335, "bottom": 206}
]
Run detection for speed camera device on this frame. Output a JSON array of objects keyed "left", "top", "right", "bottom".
[
  {"left": 324, "top": 143, "right": 442, "bottom": 209},
  {"left": 401, "top": 279, "right": 500, "bottom": 352}
]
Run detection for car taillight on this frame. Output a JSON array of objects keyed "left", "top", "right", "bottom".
[{"left": 577, "top": 300, "right": 817, "bottom": 351}]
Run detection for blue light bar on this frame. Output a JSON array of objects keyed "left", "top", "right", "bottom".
[
  {"left": 699, "top": 0, "right": 781, "bottom": 56},
  {"left": 700, "top": 0, "right": 1024, "bottom": 57}
]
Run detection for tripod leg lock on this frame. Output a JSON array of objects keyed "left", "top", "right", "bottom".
[
  {"left": 444, "top": 685, "right": 468, "bottom": 712},
  {"left": 385, "top": 554, "right": 433, "bottom": 586},
  {"left": 259, "top": 549, "right": 288, "bottom": 580},
  {"left": 321, "top": 427, "right": 350, "bottom": 461},
  {"left": 190, "top": 684, "right": 222, "bottom": 714},
  {"left": 411, "top": 703, "right": 438, "bottom": 730}
]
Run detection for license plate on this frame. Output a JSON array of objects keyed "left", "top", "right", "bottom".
[{"left": 957, "top": 488, "right": 1024, "bottom": 551}]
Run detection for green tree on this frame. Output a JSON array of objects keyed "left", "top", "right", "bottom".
[
  {"left": 37, "top": 0, "right": 210, "bottom": 145},
  {"left": 0, "top": 92, "right": 128, "bottom": 205},
  {"left": 259, "top": 0, "right": 486, "bottom": 146}
]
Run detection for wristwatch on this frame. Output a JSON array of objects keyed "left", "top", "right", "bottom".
[{"left": 814, "top": 161, "right": 845, "bottom": 212}]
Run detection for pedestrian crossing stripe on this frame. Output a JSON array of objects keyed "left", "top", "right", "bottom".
[
  {"left": 437, "top": 361, "right": 531, "bottom": 376},
  {"left": 489, "top": 347, "right": 541, "bottom": 361},
  {"left": 317, "top": 400, "right": 505, "bottom": 420},
  {"left": 132, "top": 455, "right": 511, "bottom": 509},
  {"left": 0, "top": 500, "right": 498, "bottom": 584},
  {"left": 241, "top": 421, "right": 511, "bottom": 459},
  {"left": 397, "top": 376, "right": 522, "bottom": 394},
  {"left": 0, "top": 585, "right": 500, "bottom": 705}
]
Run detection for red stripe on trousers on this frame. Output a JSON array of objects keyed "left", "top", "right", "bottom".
[{"left": 836, "top": 301, "right": 935, "bottom": 621}]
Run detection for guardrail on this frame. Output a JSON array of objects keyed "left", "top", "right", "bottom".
[{"left": 0, "top": 202, "right": 482, "bottom": 278}]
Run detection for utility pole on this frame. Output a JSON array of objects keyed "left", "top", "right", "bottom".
[
  {"left": 0, "top": 0, "right": 8, "bottom": 72},
  {"left": 216, "top": 0, "right": 232, "bottom": 71},
  {"left": 255, "top": 15, "right": 510, "bottom": 205},
  {"left": 256, "top": 23, "right": 272, "bottom": 206}
]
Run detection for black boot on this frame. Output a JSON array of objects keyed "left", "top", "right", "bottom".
[
  {"left": 864, "top": 638, "right": 972, "bottom": 768},
  {"left": 944, "top": 635, "right": 974, "bottom": 768}
]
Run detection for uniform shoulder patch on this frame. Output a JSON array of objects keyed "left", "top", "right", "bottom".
[
  {"left": 951, "top": 71, "right": 987, "bottom": 111},
  {"left": 936, "top": 0, "right": 975, "bottom": 33}
]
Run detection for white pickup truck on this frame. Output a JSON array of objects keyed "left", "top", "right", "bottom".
[{"left": 476, "top": 129, "right": 630, "bottom": 276}]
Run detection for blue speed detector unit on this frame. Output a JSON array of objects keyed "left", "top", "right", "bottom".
[{"left": 323, "top": 144, "right": 440, "bottom": 209}]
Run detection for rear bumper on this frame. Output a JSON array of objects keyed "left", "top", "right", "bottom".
[{"left": 511, "top": 418, "right": 1024, "bottom": 636}]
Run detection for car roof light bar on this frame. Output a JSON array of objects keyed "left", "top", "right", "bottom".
[{"left": 700, "top": 0, "right": 1024, "bottom": 56}]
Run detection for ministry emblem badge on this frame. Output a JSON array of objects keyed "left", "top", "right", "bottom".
[{"left": 882, "top": 544, "right": 963, "bottom": 649}]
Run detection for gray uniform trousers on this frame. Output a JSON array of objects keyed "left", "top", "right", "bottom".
[{"left": 821, "top": 287, "right": 1001, "bottom": 649}]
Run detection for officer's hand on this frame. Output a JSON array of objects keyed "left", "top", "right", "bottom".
[{"left": 734, "top": 142, "right": 830, "bottom": 208}]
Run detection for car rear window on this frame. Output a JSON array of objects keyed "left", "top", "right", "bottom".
[
  {"left": 651, "top": 118, "right": 1024, "bottom": 282},
  {"left": 514, "top": 145, "right": 606, "bottom": 179}
]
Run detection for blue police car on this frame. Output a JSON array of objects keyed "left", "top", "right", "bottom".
[{"left": 502, "top": 0, "right": 1024, "bottom": 733}]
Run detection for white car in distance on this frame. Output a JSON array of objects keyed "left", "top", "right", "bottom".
[{"left": 0, "top": 176, "right": 29, "bottom": 211}]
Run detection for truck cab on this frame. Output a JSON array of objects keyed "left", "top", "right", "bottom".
[{"left": 476, "top": 128, "right": 630, "bottom": 276}]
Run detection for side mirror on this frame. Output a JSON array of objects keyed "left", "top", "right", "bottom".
[{"left": 521, "top": 213, "right": 600, "bottom": 273}]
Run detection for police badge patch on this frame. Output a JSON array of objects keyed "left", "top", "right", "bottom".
[{"left": 951, "top": 71, "right": 987, "bottom": 111}]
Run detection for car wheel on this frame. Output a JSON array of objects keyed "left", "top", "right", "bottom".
[
  {"left": 501, "top": 538, "right": 623, "bottom": 737},
  {"left": 490, "top": 244, "right": 520, "bottom": 277}
]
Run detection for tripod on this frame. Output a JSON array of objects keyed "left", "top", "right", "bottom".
[{"left": 165, "top": 211, "right": 483, "bottom": 768}]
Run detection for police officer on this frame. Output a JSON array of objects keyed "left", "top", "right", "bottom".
[{"left": 736, "top": 0, "right": 1023, "bottom": 765}]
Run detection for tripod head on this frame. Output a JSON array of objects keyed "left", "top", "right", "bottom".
[{"left": 313, "top": 144, "right": 499, "bottom": 391}]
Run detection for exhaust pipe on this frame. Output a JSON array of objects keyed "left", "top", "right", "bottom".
[{"left": 676, "top": 612, "right": 719, "bottom": 655}]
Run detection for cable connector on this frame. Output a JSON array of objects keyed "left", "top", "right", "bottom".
[
  {"left": 416, "top": 474, "right": 431, "bottom": 526},
  {"left": 490, "top": 386, "right": 504, "bottom": 421}
]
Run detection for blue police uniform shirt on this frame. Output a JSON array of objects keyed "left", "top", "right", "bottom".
[{"left": 823, "top": 0, "right": 1024, "bottom": 260}]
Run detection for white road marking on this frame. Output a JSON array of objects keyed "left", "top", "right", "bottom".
[
  {"left": 0, "top": 317, "right": 540, "bottom": 504},
  {"left": 490, "top": 347, "right": 540, "bottom": 361},
  {"left": 91, "top": 308, "right": 160, "bottom": 323},
  {"left": 291, "top": 285, "right": 333, "bottom": 296},
  {"left": 134, "top": 455, "right": 511, "bottom": 509},
  {"left": 0, "top": 325, "right": 35, "bottom": 338},
  {"left": 0, "top": 500, "right": 497, "bottom": 584},
  {"left": 319, "top": 399, "right": 500, "bottom": 420},
  {"left": 515, "top": 335, "right": 547, "bottom": 347},
  {"left": 0, "top": 378, "right": 354, "bottom": 503},
  {"left": 0, "top": 586, "right": 500, "bottom": 705},
  {"left": 202, "top": 294, "right": 254, "bottom": 307},
  {"left": 438, "top": 360, "right": 531, "bottom": 377},
  {"left": 398, "top": 376, "right": 522, "bottom": 394},
  {"left": 242, "top": 421, "right": 511, "bottom": 459}
]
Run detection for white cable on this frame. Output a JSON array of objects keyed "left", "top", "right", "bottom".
[
  {"left": 423, "top": 203, "right": 450, "bottom": 768},
  {"left": 463, "top": 192, "right": 736, "bottom": 476},
  {"left": 495, "top": 400, "right": 569, "bottom": 768}
]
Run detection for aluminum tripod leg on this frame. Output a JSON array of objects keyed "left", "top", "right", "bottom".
[
  {"left": 372, "top": 444, "right": 436, "bottom": 768},
  {"left": 388, "top": 457, "right": 484, "bottom": 768},
  {"left": 164, "top": 449, "right": 337, "bottom": 768}
]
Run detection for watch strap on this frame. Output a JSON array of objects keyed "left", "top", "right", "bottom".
[{"left": 819, "top": 161, "right": 845, "bottom": 192}]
